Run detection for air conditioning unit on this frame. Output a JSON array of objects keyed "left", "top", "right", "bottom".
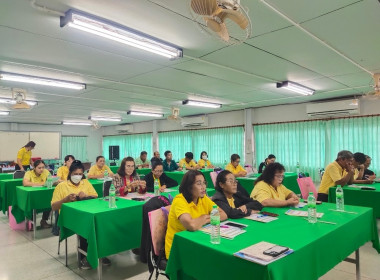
[
  {"left": 180, "top": 116, "right": 208, "bottom": 127},
  {"left": 116, "top": 124, "right": 133, "bottom": 133},
  {"left": 306, "top": 100, "right": 360, "bottom": 118}
]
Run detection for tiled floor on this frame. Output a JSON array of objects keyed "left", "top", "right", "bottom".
[{"left": 0, "top": 212, "right": 379, "bottom": 280}]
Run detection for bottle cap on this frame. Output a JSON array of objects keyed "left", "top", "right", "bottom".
[
  {"left": 212, "top": 205, "right": 217, "bottom": 209},
  {"left": 309, "top": 192, "right": 313, "bottom": 195}
]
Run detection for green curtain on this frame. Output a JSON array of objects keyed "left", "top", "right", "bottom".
[
  {"left": 61, "top": 136, "right": 87, "bottom": 162},
  {"left": 159, "top": 127, "right": 244, "bottom": 167},
  {"left": 103, "top": 133, "right": 152, "bottom": 161},
  {"left": 254, "top": 121, "right": 326, "bottom": 181}
]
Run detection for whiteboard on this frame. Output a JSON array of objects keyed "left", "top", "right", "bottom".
[
  {"left": 30, "top": 132, "right": 61, "bottom": 160},
  {"left": 0, "top": 132, "right": 29, "bottom": 161}
]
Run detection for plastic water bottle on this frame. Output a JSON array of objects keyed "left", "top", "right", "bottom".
[
  {"left": 46, "top": 174, "right": 53, "bottom": 189},
  {"left": 154, "top": 179, "right": 160, "bottom": 196},
  {"left": 210, "top": 205, "right": 220, "bottom": 244},
  {"left": 109, "top": 184, "right": 117, "bottom": 208},
  {"left": 336, "top": 185, "right": 344, "bottom": 211},
  {"left": 204, "top": 161, "right": 208, "bottom": 170},
  {"left": 53, "top": 164, "right": 58, "bottom": 176},
  {"left": 307, "top": 192, "right": 317, "bottom": 223},
  {"left": 296, "top": 162, "right": 300, "bottom": 176},
  {"left": 104, "top": 169, "right": 109, "bottom": 179},
  {"left": 182, "top": 163, "right": 186, "bottom": 173}
]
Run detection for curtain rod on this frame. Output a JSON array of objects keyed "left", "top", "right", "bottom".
[
  {"left": 253, "top": 114, "right": 380, "bottom": 126},
  {"left": 103, "top": 132, "right": 153, "bottom": 137},
  {"left": 158, "top": 125, "right": 244, "bottom": 134}
]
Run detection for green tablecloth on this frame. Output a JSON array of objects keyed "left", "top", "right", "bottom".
[
  {"left": 0, "top": 178, "right": 23, "bottom": 213},
  {"left": 166, "top": 203, "right": 379, "bottom": 280},
  {"left": 237, "top": 172, "right": 300, "bottom": 195},
  {"left": 0, "top": 173, "right": 13, "bottom": 180},
  {"left": 153, "top": 186, "right": 215, "bottom": 199},
  {"left": 328, "top": 183, "right": 380, "bottom": 218},
  {"left": 87, "top": 179, "right": 105, "bottom": 197},
  {"left": 59, "top": 198, "right": 143, "bottom": 268},
  {"left": 110, "top": 166, "right": 151, "bottom": 176},
  {"left": 165, "top": 170, "right": 213, "bottom": 188}
]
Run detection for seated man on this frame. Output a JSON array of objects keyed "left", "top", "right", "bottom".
[
  {"left": 258, "top": 154, "right": 276, "bottom": 173},
  {"left": 225, "top": 154, "right": 247, "bottom": 177},
  {"left": 87, "top": 156, "right": 114, "bottom": 179},
  {"left": 163, "top": 150, "right": 182, "bottom": 172},
  {"left": 151, "top": 151, "right": 163, "bottom": 167},
  {"left": 250, "top": 162, "right": 299, "bottom": 207},
  {"left": 352, "top": 152, "right": 374, "bottom": 184},
  {"left": 363, "top": 155, "right": 376, "bottom": 180},
  {"left": 144, "top": 162, "right": 178, "bottom": 192},
  {"left": 135, "top": 151, "right": 150, "bottom": 168},
  {"left": 317, "top": 150, "right": 355, "bottom": 202},
  {"left": 179, "top": 152, "right": 199, "bottom": 170}
]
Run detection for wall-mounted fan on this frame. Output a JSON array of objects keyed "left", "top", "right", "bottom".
[
  {"left": 363, "top": 73, "right": 380, "bottom": 99},
  {"left": 11, "top": 88, "right": 31, "bottom": 109},
  {"left": 189, "top": 0, "right": 251, "bottom": 44},
  {"left": 167, "top": 107, "right": 182, "bottom": 122}
]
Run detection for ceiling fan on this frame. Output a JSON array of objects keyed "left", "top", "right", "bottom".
[
  {"left": 188, "top": 0, "right": 251, "bottom": 44},
  {"left": 11, "top": 88, "right": 31, "bottom": 109},
  {"left": 363, "top": 73, "right": 380, "bottom": 99}
]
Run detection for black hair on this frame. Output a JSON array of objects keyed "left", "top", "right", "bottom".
[
  {"left": 64, "top": 155, "right": 75, "bottom": 162},
  {"left": 164, "top": 150, "right": 171, "bottom": 157},
  {"left": 230, "top": 154, "right": 240, "bottom": 162},
  {"left": 117, "top": 157, "right": 137, "bottom": 177},
  {"left": 353, "top": 152, "right": 366, "bottom": 164},
  {"left": 140, "top": 151, "right": 147, "bottom": 156},
  {"left": 200, "top": 151, "right": 207, "bottom": 159},
  {"left": 33, "top": 159, "right": 45, "bottom": 168},
  {"left": 179, "top": 170, "right": 205, "bottom": 203},
  {"left": 215, "top": 170, "right": 233, "bottom": 193},
  {"left": 96, "top": 156, "right": 105, "bottom": 162},
  {"left": 68, "top": 160, "right": 85, "bottom": 182},
  {"left": 185, "top": 152, "right": 194, "bottom": 160},
  {"left": 152, "top": 161, "right": 163, "bottom": 170},
  {"left": 254, "top": 162, "right": 285, "bottom": 186},
  {"left": 268, "top": 154, "right": 276, "bottom": 159},
  {"left": 24, "top": 141, "right": 36, "bottom": 148}
]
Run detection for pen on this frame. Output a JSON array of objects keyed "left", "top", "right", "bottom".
[{"left": 220, "top": 225, "right": 229, "bottom": 228}]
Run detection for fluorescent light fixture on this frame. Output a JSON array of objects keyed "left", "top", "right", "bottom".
[
  {"left": 0, "top": 97, "right": 38, "bottom": 106},
  {"left": 182, "top": 99, "right": 222, "bottom": 108},
  {"left": 60, "top": 10, "right": 183, "bottom": 60},
  {"left": 89, "top": 116, "right": 121, "bottom": 122},
  {"left": 0, "top": 72, "right": 85, "bottom": 90},
  {"left": 62, "top": 121, "right": 92, "bottom": 126},
  {"left": 0, "top": 111, "right": 10, "bottom": 116},
  {"left": 127, "top": 111, "right": 163, "bottom": 118},
  {"left": 276, "top": 81, "right": 315, "bottom": 96}
]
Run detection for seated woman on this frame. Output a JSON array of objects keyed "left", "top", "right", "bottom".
[
  {"left": 51, "top": 160, "right": 109, "bottom": 269},
  {"left": 258, "top": 154, "right": 276, "bottom": 173},
  {"left": 112, "top": 157, "right": 147, "bottom": 196},
  {"left": 212, "top": 170, "right": 263, "bottom": 219},
  {"left": 23, "top": 160, "right": 51, "bottom": 228},
  {"left": 57, "top": 155, "right": 75, "bottom": 183},
  {"left": 144, "top": 162, "right": 177, "bottom": 192},
  {"left": 197, "top": 151, "right": 215, "bottom": 169},
  {"left": 165, "top": 170, "right": 227, "bottom": 259},
  {"left": 250, "top": 162, "right": 299, "bottom": 207},
  {"left": 225, "top": 154, "right": 247, "bottom": 177},
  {"left": 87, "top": 156, "right": 114, "bottom": 179}
]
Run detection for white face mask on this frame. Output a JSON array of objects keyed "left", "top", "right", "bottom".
[
  {"left": 71, "top": 175, "right": 82, "bottom": 184},
  {"left": 202, "top": 156, "right": 208, "bottom": 160}
]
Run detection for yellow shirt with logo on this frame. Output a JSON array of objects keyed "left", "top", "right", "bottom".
[
  {"left": 57, "top": 166, "right": 69, "bottom": 181},
  {"left": 24, "top": 169, "right": 50, "bottom": 184},
  {"left": 225, "top": 163, "right": 246, "bottom": 175},
  {"left": 319, "top": 161, "right": 348, "bottom": 194},
  {"left": 165, "top": 193, "right": 215, "bottom": 259},
  {"left": 88, "top": 165, "right": 112, "bottom": 177},
  {"left": 17, "top": 147, "right": 32, "bottom": 165},
  {"left": 197, "top": 159, "right": 212, "bottom": 168},
  {"left": 250, "top": 181, "right": 292, "bottom": 203},
  {"left": 178, "top": 158, "right": 197, "bottom": 169}
]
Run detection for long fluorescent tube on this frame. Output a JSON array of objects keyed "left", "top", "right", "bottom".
[
  {"left": 89, "top": 116, "right": 121, "bottom": 122},
  {"left": 0, "top": 111, "right": 10, "bottom": 116},
  {"left": 62, "top": 121, "right": 92, "bottom": 126},
  {"left": 276, "top": 81, "right": 315, "bottom": 96},
  {"left": 182, "top": 99, "right": 222, "bottom": 108},
  {"left": 0, "top": 97, "right": 38, "bottom": 106},
  {"left": 60, "top": 10, "right": 183, "bottom": 60},
  {"left": 0, "top": 72, "right": 86, "bottom": 90},
  {"left": 127, "top": 111, "right": 163, "bottom": 117}
]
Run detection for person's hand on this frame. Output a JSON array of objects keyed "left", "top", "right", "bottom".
[
  {"left": 251, "top": 210, "right": 260, "bottom": 214},
  {"left": 365, "top": 179, "right": 374, "bottom": 184},
  {"left": 177, "top": 167, "right": 183, "bottom": 171},
  {"left": 238, "top": 205, "right": 248, "bottom": 214},
  {"left": 358, "top": 164, "right": 365, "bottom": 171},
  {"left": 287, "top": 197, "right": 299, "bottom": 206},
  {"left": 200, "top": 214, "right": 210, "bottom": 225},
  {"left": 139, "top": 180, "right": 146, "bottom": 188},
  {"left": 160, "top": 185, "right": 167, "bottom": 192},
  {"left": 65, "top": 193, "right": 76, "bottom": 203},
  {"left": 78, "top": 191, "right": 86, "bottom": 199}
]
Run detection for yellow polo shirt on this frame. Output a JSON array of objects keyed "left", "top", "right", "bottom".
[
  {"left": 17, "top": 147, "right": 32, "bottom": 165},
  {"left": 319, "top": 161, "right": 348, "bottom": 194},
  {"left": 88, "top": 165, "right": 112, "bottom": 177},
  {"left": 178, "top": 158, "right": 197, "bottom": 169},
  {"left": 225, "top": 163, "right": 246, "bottom": 175},
  {"left": 165, "top": 193, "right": 215, "bottom": 259},
  {"left": 153, "top": 174, "right": 161, "bottom": 188},
  {"left": 250, "top": 181, "right": 292, "bottom": 203},
  {"left": 51, "top": 179, "right": 98, "bottom": 209},
  {"left": 57, "top": 166, "right": 69, "bottom": 181},
  {"left": 227, "top": 197, "right": 235, "bottom": 208},
  {"left": 198, "top": 159, "right": 212, "bottom": 168},
  {"left": 24, "top": 169, "right": 50, "bottom": 184}
]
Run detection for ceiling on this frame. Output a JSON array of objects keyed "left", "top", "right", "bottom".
[{"left": 0, "top": 0, "right": 379, "bottom": 126}]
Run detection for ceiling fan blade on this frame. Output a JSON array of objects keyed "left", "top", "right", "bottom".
[
  {"left": 218, "top": 9, "right": 249, "bottom": 29},
  {"left": 217, "top": 23, "right": 230, "bottom": 42},
  {"left": 191, "top": 0, "right": 219, "bottom": 16},
  {"left": 205, "top": 17, "right": 222, "bottom": 32}
]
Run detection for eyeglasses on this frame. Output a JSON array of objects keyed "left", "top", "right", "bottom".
[
  {"left": 275, "top": 175, "right": 284, "bottom": 179},
  {"left": 153, "top": 170, "right": 163, "bottom": 173},
  {"left": 226, "top": 179, "right": 238, "bottom": 184},
  {"left": 195, "top": 180, "right": 207, "bottom": 187}
]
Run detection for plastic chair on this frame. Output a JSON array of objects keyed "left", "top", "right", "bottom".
[
  {"left": 13, "top": 170, "right": 25, "bottom": 179},
  {"left": 297, "top": 177, "right": 317, "bottom": 200},
  {"left": 148, "top": 206, "right": 171, "bottom": 280}
]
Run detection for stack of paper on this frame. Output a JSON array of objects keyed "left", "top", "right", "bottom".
[
  {"left": 201, "top": 224, "right": 246, "bottom": 239},
  {"left": 244, "top": 213, "right": 278, "bottom": 223},
  {"left": 285, "top": 209, "right": 324, "bottom": 218}
]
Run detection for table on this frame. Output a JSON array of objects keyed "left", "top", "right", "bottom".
[
  {"left": 0, "top": 173, "right": 13, "bottom": 180},
  {"left": 328, "top": 183, "right": 380, "bottom": 218},
  {"left": 165, "top": 170, "right": 214, "bottom": 188},
  {"left": 0, "top": 178, "right": 23, "bottom": 213},
  {"left": 237, "top": 172, "right": 300, "bottom": 195},
  {"left": 166, "top": 203, "right": 379, "bottom": 280},
  {"left": 88, "top": 179, "right": 105, "bottom": 197},
  {"left": 110, "top": 166, "right": 151, "bottom": 176},
  {"left": 59, "top": 198, "right": 144, "bottom": 278}
]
